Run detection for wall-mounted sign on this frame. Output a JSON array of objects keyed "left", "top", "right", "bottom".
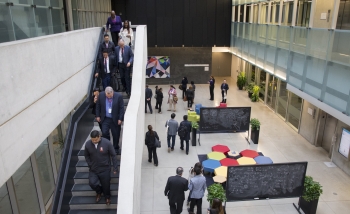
[
  {"left": 339, "top": 128, "right": 350, "bottom": 158},
  {"left": 204, "top": 67, "right": 209, "bottom": 71}
]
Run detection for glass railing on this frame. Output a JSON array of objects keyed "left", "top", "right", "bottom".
[
  {"left": 230, "top": 22, "right": 350, "bottom": 116},
  {"left": 232, "top": 0, "right": 261, "bottom": 5}
]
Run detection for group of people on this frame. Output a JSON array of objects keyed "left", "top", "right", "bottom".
[
  {"left": 164, "top": 165, "right": 225, "bottom": 214},
  {"left": 209, "top": 76, "right": 230, "bottom": 103}
]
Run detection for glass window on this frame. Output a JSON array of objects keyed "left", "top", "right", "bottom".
[
  {"left": 35, "top": 139, "right": 55, "bottom": 205},
  {"left": 0, "top": 183, "right": 12, "bottom": 214},
  {"left": 296, "top": 0, "right": 311, "bottom": 27},
  {"left": 0, "top": 4, "right": 15, "bottom": 43},
  {"left": 277, "top": 79, "right": 288, "bottom": 119},
  {"left": 287, "top": 92, "right": 303, "bottom": 129},
  {"left": 12, "top": 0, "right": 32, "bottom": 4},
  {"left": 52, "top": 8, "right": 65, "bottom": 33},
  {"left": 259, "top": 70, "right": 266, "bottom": 101},
  {"left": 34, "top": 0, "right": 50, "bottom": 6},
  {"left": 260, "top": 3, "right": 268, "bottom": 24},
  {"left": 50, "top": 0, "right": 63, "bottom": 8},
  {"left": 267, "top": 75, "right": 277, "bottom": 110},
  {"left": 35, "top": 7, "right": 52, "bottom": 36},
  {"left": 251, "top": 65, "right": 256, "bottom": 83},
  {"left": 12, "top": 159, "right": 40, "bottom": 214},
  {"left": 48, "top": 125, "right": 64, "bottom": 171},
  {"left": 10, "top": 5, "right": 37, "bottom": 40},
  {"left": 281, "top": 1, "right": 294, "bottom": 26}
]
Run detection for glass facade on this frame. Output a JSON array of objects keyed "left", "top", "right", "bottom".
[
  {"left": 0, "top": 0, "right": 66, "bottom": 43},
  {"left": 0, "top": 184, "right": 12, "bottom": 214}
]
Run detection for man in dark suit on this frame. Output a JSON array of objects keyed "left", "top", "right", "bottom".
[
  {"left": 178, "top": 115, "right": 192, "bottom": 155},
  {"left": 164, "top": 167, "right": 188, "bottom": 214},
  {"left": 145, "top": 84, "right": 153, "bottom": 114},
  {"left": 95, "top": 51, "right": 117, "bottom": 90},
  {"left": 116, "top": 39, "right": 134, "bottom": 96},
  {"left": 96, "top": 86, "right": 125, "bottom": 154},
  {"left": 99, "top": 34, "right": 116, "bottom": 59}
]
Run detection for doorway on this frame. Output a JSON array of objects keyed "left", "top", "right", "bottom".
[
  {"left": 337, "top": 0, "right": 350, "bottom": 29},
  {"left": 319, "top": 113, "right": 338, "bottom": 157}
]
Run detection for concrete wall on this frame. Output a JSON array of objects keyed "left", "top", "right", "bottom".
[
  {"left": 117, "top": 25, "right": 147, "bottom": 214},
  {"left": 312, "top": 0, "right": 336, "bottom": 28},
  {"left": 146, "top": 47, "right": 212, "bottom": 85},
  {"left": 299, "top": 100, "right": 319, "bottom": 145},
  {"left": 212, "top": 52, "right": 232, "bottom": 77},
  {"left": 0, "top": 28, "right": 101, "bottom": 186},
  {"left": 231, "top": 54, "right": 241, "bottom": 82}
]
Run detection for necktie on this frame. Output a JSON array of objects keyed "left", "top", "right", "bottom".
[{"left": 104, "top": 58, "right": 107, "bottom": 73}]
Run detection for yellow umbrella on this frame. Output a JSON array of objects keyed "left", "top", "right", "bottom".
[
  {"left": 237, "top": 157, "right": 256, "bottom": 165},
  {"left": 207, "top": 152, "right": 226, "bottom": 161},
  {"left": 214, "top": 166, "right": 228, "bottom": 178},
  {"left": 213, "top": 175, "right": 226, "bottom": 184}
]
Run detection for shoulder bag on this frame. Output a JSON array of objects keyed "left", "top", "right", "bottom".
[{"left": 155, "top": 137, "right": 161, "bottom": 148}]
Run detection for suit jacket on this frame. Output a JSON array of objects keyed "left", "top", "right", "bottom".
[
  {"left": 164, "top": 175, "right": 188, "bottom": 202},
  {"left": 115, "top": 45, "right": 134, "bottom": 65},
  {"left": 99, "top": 41, "right": 116, "bottom": 58},
  {"left": 96, "top": 92, "right": 124, "bottom": 124},
  {"left": 165, "top": 119, "right": 178, "bottom": 136},
  {"left": 145, "top": 88, "right": 153, "bottom": 100},
  {"left": 179, "top": 120, "right": 192, "bottom": 141},
  {"left": 98, "top": 56, "right": 117, "bottom": 78}
]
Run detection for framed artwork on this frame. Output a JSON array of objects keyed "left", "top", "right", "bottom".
[{"left": 146, "top": 56, "right": 170, "bottom": 78}]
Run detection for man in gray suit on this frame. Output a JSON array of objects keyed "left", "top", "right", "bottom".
[
  {"left": 145, "top": 84, "right": 153, "bottom": 114},
  {"left": 116, "top": 39, "right": 134, "bottom": 97},
  {"left": 165, "top": 113, "right": 179, "bottom": 153}
]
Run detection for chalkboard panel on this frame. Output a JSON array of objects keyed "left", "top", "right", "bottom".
[
  {"left": 199, "top": 107, "right": 251, "bottom": 132},
  {"left": 226, "top": 162, "right": 308, "bottom": 201}
]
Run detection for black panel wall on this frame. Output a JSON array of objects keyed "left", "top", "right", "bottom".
[{"left": 116, "top": 0, "right": 232, "bottom": 47}]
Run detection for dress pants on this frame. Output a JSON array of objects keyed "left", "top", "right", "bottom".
[
  {"left": 189, "top": 198, "right": 202, "bottom": 214},
  {"left": 187, "top": 98, "right": 193, "bottom": 108},
  {"left": 221, "top": 90, "right": 227, "bottom": 103},
  {"left": 119, "top": 63, "right": 131, "bottom": 94},
  {"left": 168, "top": 99, "right": 176, "bottom": 111},
  {"left": 110, "top": 31, "right": 119, "bottom": 44},
  {"left": 180, "top": 139, "right": 189, "bottom": 154},
  {"left": 209, "top": 86, "right": 214, "bottom": 100},
  {"left": 147, "top": 146, "right": 158, "bottom": 164},
  {"left": 169, "top": 199, "right": 184, "bottom": 214},
  {"left": 145, "top": 100, "right": 152, "bottom": 113},
  {"left": 102, "top": 73, "right": 111, "bottom": 90},
  {"left": 167, "top": 135, "right": 176, "bottom": 149},
  {"left": 101, "top": 117, "right": 121, "bottom": 151},
  {"left": 89, "top": 170, "right": 111, "bottom": 199},
  {"left": 182, "top": 88, "right": 186, "bottom": 99},
  {"left": 156, "top": 101, "right": 162, "bottom": 112}
]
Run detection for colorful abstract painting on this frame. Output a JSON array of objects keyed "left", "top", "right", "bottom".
[{"left": 146, "top": 56, "right": 170, "bottom": 78}]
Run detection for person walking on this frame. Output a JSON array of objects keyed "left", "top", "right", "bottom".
[
  {"left": 84, "top": 130, "right": 118, "bottom": 205},
  {"left": 98, "top": 34, "right": 115, "bottom": 59},
  {"left": 96, "top": 87, "right": 125, "bottom": 154},
  {"left": 168, "top": 85, "right": 177, "bottom": 112},
  {"left": 89, "top": 88, "right": 102, "bottom": 131},
  {"left": 186, "top": 86, "right": 194, "bottom": 110},
  {"left": 156, "top": 88, "right": 164, "bottom": 114},
  {"left": 145, "top": 84, "right": 153, "bottom": 114},
  {"left": 164, "top": 167, "right": 188, "bottom": 214},
  {"left": 165, "top": 113, "right": 179, "bottom": 153},
  {"left": 181, "top": 77, "right": 188, "bottom": 99},
  {"left": 188, "top": 167, "right": 206, "bottom": 214},
  {"left": 187, "top": 162, "right": 203, "bottom": 206},
  {"left": 95, "top": 50, "right": 117, "bottom": 90},
  {"left": 116, "top": 39, "right": 134, "bottom": 97},
  {"left": 178, "top": 115, "right": 192, "bottom": 155},
  {"left": 208, "top": 198, "right": 225, "bottom": 214},
  {"left": 155, "top": 86, "right": 159, "bottom": 109},
  {"left": 119, "top": 20, "right": 133, "bottom": 46},
  {"left": 220, "top": 79, "right": 229, "bottom": 103},
  {"left": 145, "top": 125, "right": 159, "bottom": 166},
  {"left": 105, "top": 11, "right": 122, "bottom": 44},
  {"left": 208, "top": 76, "right": 214, "bottom": 100},
  {"left": 190, "top": 81, "right": 196, "bottom": 102}
]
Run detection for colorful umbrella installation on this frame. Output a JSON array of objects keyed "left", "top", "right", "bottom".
[{"left": 207, "top": 152, "right": 226, "bottom": 161}]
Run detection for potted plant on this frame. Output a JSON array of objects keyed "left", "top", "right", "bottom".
[
  {"left": 191, "top": 121, "right": 199, "bottom": 146},
  {"left": 251, "top": 85, "right": 260, "bottom": 102},
  {"left": 236, "top": 71, "right": 246, "bottom": 90},
  {"left": 250, "top": 118, "right": 260, "bottom": 144},
  {"left": 299, "top": 176, "right": 323, "bottom": 214},
  {"left": 207, "top": 183, "right": 227, "bottom": 208},
  {"left": 247, "top": 82, "right": 255, "bottom": 98}
]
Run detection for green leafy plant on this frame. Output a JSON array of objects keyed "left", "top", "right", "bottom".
[
  {"left": 207, "top": 183, "right": 227, "bottom": 205},
  {"left": 247, "top": 82, "right": 255, "bottom": 93},
  {"left": 250, "top": 85, "right": 260, "bottom": 102},
  {"left": 191, "top": 121, "right": 199, "bottom": 129},
  {"left": 250, "top": 118, "right": 260, "bottom": 130},
  {"left": 302, "top": 176, "right": 323, "bottom": 202},
  {"left": 236, "top": 71, "right": 246, "bottom": 89}
]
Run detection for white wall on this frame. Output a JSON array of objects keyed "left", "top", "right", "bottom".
[
  {"left": 0, "top": 28, "right": 101, "bottom": 186},
  {"left": 117, "top": 25, "right": 147, "bottom": 214}
]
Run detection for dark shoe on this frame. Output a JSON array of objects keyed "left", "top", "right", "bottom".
[
  {"left": 150, "top": 112, "right": 153, "bottom": 114},
  {"left": 187, "top": 208, "right": 195, "bottom": 214},
  {"left": 106, "top": 198, "right": 111, "bottom": 205},
  {"left": 180, "top": 147, "right": 184, "bottom": 150},
  {"left": 96, "top": 193, "right": 101, "bottom": 202},
  {"left": 148, "top": 160, "right": 152, "bottom": 163},
  {"left": 155, "top": 107, "right": 158, "bottom": 109},
  {"left": 171, "top": 148, "right": 174, "bottom": 151},
  {"left": 154, "top": 163, "right": 158, "bottom": 167},
  {"left": 186, "top": 152, "right": 188, "bottom": 155}
]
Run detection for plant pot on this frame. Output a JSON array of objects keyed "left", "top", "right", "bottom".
[
  {"left": 248, "top": 91, "right": 253, "bottom": 98},
  {"left": 299, "top": 197, "right": 319, "bottom": 214},
  {"left": 191, "top": 128, "right": 197, "bottom": 146},
  {"left": 238, "top": 85, "right": 243, "bottom": 90},
  {"left": 250, "top": 129, "right": 260, "bottom": 144}
]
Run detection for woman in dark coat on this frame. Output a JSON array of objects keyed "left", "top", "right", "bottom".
[
  {"left": 186, "top": 86, "right": 194, "bottom": 110},
  {"left": 156, "top": 88, "right": 164, "bottom": 114},
  {"left": 181, "top": 76, "right": 188, "bottom": 99},
  {"left": 145, "top": 125, "right": 159, "bottom": 166}
]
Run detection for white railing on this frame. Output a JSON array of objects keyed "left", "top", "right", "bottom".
[{"left": 117, "top": 25, "right": 147, "bottom": 214}]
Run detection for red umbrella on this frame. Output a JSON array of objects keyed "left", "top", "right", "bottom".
[
  {"left": 212, "top": 144, "right": 230, "bottom": 155},
  {"left": 240, "top": 149, "right": 259, "bottom": 158},
  {"left": 220, "top": 158, "right": 239, "bottom": 166}
]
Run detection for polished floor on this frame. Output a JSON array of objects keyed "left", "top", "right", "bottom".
[{"left": 141, "top": 77, "right": 350, "bottom": 214}]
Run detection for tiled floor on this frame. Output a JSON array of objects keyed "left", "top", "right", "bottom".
[{"left": 141, "top": 77, "right": 350, "bottom": 214}]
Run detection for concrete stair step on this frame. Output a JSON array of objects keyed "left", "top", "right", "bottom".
[
  {"left": 69, "top": 196, "right": 117, "bottom": 210},
  {"left": 72, "top": 184, "right": 118, "bottom": 196}
]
